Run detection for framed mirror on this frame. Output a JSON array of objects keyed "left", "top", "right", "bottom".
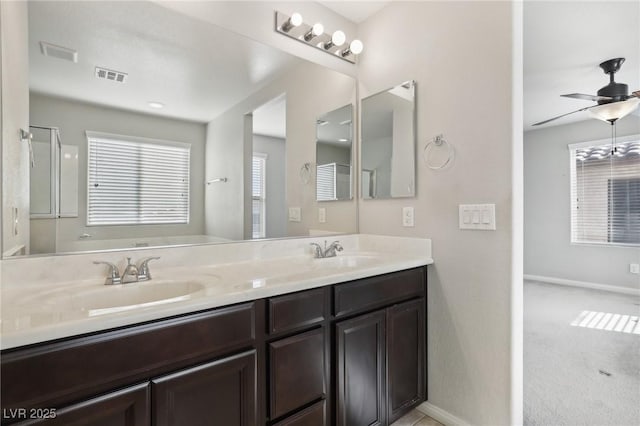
[
  {"left": 361, "top": 80, "right": 416, "bottom": 199},
  {"left": 1, "top": 1, "right": 356, "bottom": 258},
  {"left": 316, "top": 104, "right": 353, "bottom": 202}
]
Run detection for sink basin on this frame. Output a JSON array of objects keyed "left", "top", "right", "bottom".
[
  {"left": 312, "top": 255, "right": 381, "bottom": 269},
  {"left": 17, "top": 281, "right": 208, "bottom": 317}
]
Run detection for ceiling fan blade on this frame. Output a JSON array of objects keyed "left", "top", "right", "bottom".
[
  {"left": 532, "top": 105, "right": 594, "bottom": 126},
  {"left": 561, "top": 93, "right": 612, "bottom": 102}
]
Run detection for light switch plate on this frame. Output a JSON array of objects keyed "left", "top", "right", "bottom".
[
  {"left": 402, "top": 207, "right": 414, "bottom": 227},
  {"left": 288, "top": 207, "right": 301, "bottom": 222},
  {"left": 318, "top": 208, "right": 326, "bottom": 223},
  {"left": 459, "top": 204, "right": 496, "bottom": 230}
]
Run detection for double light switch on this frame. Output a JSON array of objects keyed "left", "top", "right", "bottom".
[{"left": 459, "top": 204, "right": 496, "bottom": 230}]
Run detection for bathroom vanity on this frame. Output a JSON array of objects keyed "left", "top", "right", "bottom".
[{"left": 1, "top": 267, "right": 426, "bottom": 426}]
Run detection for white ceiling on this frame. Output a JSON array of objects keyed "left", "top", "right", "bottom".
[
  {"left": 28, "top": 1, "right": 300, "bottom": 123},
  {"left": 318, "top": 1, "right": 391, "bottom": 24},
  {"left": 524, "top": 1, "right": 640, "bottom": 130}
]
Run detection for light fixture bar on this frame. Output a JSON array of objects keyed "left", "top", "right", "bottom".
[{"left": 274, "top": 11, "right": 363, "bottom": 64}]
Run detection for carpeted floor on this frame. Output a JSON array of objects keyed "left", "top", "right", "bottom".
[{"left": 524, "top": 281, "right": 640, "bottom": 426}]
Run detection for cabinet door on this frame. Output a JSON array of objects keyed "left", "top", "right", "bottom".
[
  {"left": 336, "top": 311, "right": 386, "bottom": 426},
  {"left": 269, "top": 327, "right": 325, "bottom": 420},
  {"left": 387, "top": 299, "right": 426, "bottom": 424},
  {"left": 151, "top": 350, "right": 256, "bottom": 426},
  {"left": 13, "top": 383, "right": 149, "bottom": 426}
]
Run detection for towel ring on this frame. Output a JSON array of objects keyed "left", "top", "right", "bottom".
[
  {"left": 423, "top": 134, "right": 454, "bottom": 170},
  {"left": 300, "top": 162, "right": 313, "bottom": 184}
]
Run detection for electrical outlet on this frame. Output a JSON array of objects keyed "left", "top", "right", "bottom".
[
  {"left": 402, "top": 207, "right": 414, "bottom": 227},
  {"left": 318, "top": 208, "right": 326, "bottom": 223},
  {"left": 630, "top": 264, "right": 640, "bottom": 274},
  {"left": 288, "top": 207, "right": 301, "bottom": 222}
]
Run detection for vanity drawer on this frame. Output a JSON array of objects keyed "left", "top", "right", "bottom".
[
  {"left": 1, "top": 302, "right": 256, "bottom": 411},
  {"left": 333, "top": 268, "right": 425, "bottom": 318},
  {"left": 273, "top": 400, "right": 326, "bottom": 426},
  {"left": 268, "top": 287, "right": 326, "bottom": 335}
]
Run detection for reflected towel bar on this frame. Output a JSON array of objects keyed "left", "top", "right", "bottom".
[{"left": 207, "top": 178, "right": 228, "bottom": 185}]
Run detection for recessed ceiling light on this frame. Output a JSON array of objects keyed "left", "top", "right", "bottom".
[
  {"left": 338, "top": 138, "right": 348, "bottom": 142},
  {"left": 148, "top": 102, "right": 164, "bottom": 109}
]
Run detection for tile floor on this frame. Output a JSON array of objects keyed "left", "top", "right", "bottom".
[{"left": 390, "top": 409, "right": 443, "bottom": 426}]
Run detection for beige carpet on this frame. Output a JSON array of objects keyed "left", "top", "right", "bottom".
[{"left": 524, "top": 281, "right": 640, "bottom": 426}]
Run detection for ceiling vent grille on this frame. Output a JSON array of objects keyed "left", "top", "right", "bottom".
[
  {"left": 40, "top": 41, "right": 78, "bottom": 63},
  {"left": 95, "top": 67, "right": 128, "bottom": 83}
]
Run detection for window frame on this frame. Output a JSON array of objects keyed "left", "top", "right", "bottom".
[
  {"left": 568, "top": 134, "right": 640, "bottom": 248},
  {"left": 85, "top": 131, "right": 191, "bottom": 227}
]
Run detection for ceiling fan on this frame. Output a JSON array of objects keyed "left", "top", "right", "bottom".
[{"left": 532, "top": 58, "right": 640, "bottom": 126}]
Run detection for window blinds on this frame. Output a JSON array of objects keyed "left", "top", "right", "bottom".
[
  {"left": 317, "top": 163, "right": 337, "bottom": 201},
  {"left": 87, "top": 133, "right": 190, "bottom": 226},
  {"left": 570, "top": 139, "right": 640, "bottom": 245},
  {"left": 252, "top": 154, "right": 266, "bottom": 239}
]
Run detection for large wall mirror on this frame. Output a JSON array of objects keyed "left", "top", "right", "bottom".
[
  {"left": 361, "top": 80, "right": 416, "bottom": 199},
  {"left": 316, "top": 105, "right": 353, "bottom": 202},
  {"left": 2, "top": 1, "right": 357, "bottom": 258}
]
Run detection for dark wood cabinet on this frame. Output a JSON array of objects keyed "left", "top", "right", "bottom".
[
  {"left": 1, "top": 266, "right": 427, "bottom": 426},
  {"left": 13, "top": 383, "right": 149, "bottom": 426},
  {"left": 336, "top": 310, "right": 387, "bottom": 426},
  {"left": 152, "top": 350, "right": 257, "bottom": 426},
  {"left": 387, "top": 299, "right": 426, "bottom": 424},
  {"left": 269, "top": 328, "right": 326, "bottom": 420},
  {"left": 272, "top": 400, "right": 326, "bottom": 426}
]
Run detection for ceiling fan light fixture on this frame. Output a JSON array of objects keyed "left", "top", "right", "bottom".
[{"left": 588, "top": 98, "right": 640, "bottom": 123}]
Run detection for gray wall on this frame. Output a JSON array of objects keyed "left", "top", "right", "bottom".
[
  {"left": 524, "top": 117, "right": 640, "bottom": 290},
  {"left": 358, "top": 2, "right": 519, "bottom": 424},
  {"left": 29, "top": 93, "right": 207, "bottom": 248},
  {"left": 253, "top": 134, "right": 287, "bottom": 238},
  {"left": 206, "top": 60, "right": 356, "bottom": 240}
]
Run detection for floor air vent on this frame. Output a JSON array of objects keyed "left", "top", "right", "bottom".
[{"left": 95, "top": 66, "right": 128, "bottom": 83}]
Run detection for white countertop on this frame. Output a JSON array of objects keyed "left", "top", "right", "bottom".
[{"left": 0, "top": 235, "right": 433, "bottom": 350}]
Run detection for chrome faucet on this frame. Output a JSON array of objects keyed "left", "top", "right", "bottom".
[
  {"left": 94, "top": 256, "right": 161, "bottom": 285},
  {"left": 310, "top": 240, "right": 343, "bottom": 258},
  {"left": 122, "top": 257, "right": 139, "bottom": 284},
  {"left": 137, "top": 256, "right": 160, "bottom": 281},
  {"left": 92, "top": 261, "right": 121, "bottom": 285}
]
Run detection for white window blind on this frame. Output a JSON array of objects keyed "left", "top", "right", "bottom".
[
  {"left": 252, "top": 153, "right": 266, "bottom": 239},
  {"left": 317, "top": 163, "right": 337, "bottom": 201},
  {"left": 570, "top": 138, "right": 640, "bottom": 246},
  {"left": 87, "top": 132, "right": 190, "bottom": 226}
]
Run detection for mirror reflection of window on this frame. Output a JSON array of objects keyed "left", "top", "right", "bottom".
[
  {"left": 316, "top": 104, "right": 353, "bottom": 202},
  {"left": 361, "top": 81, "right": 416, "bottom": 199}
]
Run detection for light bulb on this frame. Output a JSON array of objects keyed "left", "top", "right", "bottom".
[
  {"left": 312, "top": 23, "right": 324, "bottom": 36},
  {"left": 349, "top": 39, "right": 364, "bottom": 55},
  {"left": 331, "top": 30, "right": 346, "bottom": 47},
  {"left": 304, "top": 23, "right": 324, "bottom": 41},
  {"left": 282, "top": 12, "right": 303, "bottom": 32}
]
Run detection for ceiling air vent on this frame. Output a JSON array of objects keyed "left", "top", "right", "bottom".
[
  {"left": 40, "top": 41, "right": 78, "bottom": 63},
  {"left": 95, "top": 66, "right": 128, "bottom": 83}
]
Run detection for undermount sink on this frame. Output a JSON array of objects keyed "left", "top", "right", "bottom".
[{"left": 18, "top": 281, "right": 208, "bottom": 317}]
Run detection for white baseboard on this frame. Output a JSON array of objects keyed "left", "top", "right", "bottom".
[
  {"left": 416, "top": 401, "right": 471, "bottom": 426},
  {"left": 524, "top": 274, "right": 640, "bottom": 296}
]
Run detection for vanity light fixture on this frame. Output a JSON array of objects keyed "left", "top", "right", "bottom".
[
  {"left": 281, "top": 12, "right": 303, "bottom": 32},
  {"left": 304, "top": 23, "right": 324, "bottom": 41},
  {"left": 341, "top": 39, "right": 364, "bottom": 58},
  {"left": 275, "top": 11, "right": 363, "bottom": 64},
  {"left": 323, "top": 30, "right": 346, "bottom": 50}
]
